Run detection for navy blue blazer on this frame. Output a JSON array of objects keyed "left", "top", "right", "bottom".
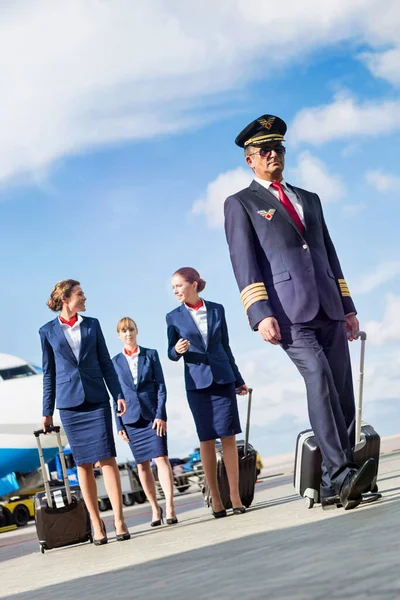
[
  {"left": 40, "top": 316, "right": 123, "bottom": 417},
  {"left": 224, "top": 181, "right": 357, "bottom": 329},
  {"left": 112, "top": 347, "right": 167, "bottom": 432},
  {"left": 166, "top": 300, "right": 245, "bottom": 391}
]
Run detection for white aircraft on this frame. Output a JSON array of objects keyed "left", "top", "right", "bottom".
[{"left": 0, "top": 353, "right": 66, "bottom": 497}]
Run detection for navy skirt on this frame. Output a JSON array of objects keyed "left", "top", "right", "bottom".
[
  {"left": 124, "top": 416, "right": 168, "bottom": 464},
  {"left": 186, "top": 381, "right": 242, "bottom": 442},
  {"left": 60, "top": 401, "right": 116, "bottom": 466}
]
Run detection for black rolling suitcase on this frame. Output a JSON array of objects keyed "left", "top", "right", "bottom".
[
  {"left": 33, "top": 426, "right": 92, "bottom": 553},
  {"left": 294, "top": 331, "right": 380, "bottom": 508},
  {"left": 204, "top": 388, "right": 258, "bottom": 510}
]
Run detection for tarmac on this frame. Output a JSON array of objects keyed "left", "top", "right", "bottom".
[{"left": 1, "top": 435, "right": 400, "bottom": 600}]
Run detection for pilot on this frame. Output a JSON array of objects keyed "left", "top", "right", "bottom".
[
  {"left": 112, "top": 317, "right": 178, "bottom": 526},
  {"left": 166, "top": 267, "right": 248, "bottom": 518},
  {"left": 40, "top": 279, "right": 130, "bottom": 544},
  {"left": 224, "top": 114, "right": 376, "bottom": 510}
]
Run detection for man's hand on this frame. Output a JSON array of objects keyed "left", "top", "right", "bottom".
[
  {"left": 175, "top": 338, "right": 190, "bottom": 354},
  {"left": 118, "top": 429, "right": 130, "bottom": 443},
  {"left": 236, "top": 385, "right": 249, "bottom": 396},
  {"left": 345, "top": 314, "right": 359, "bottom": 341},
  {"left": 258, "top": 317, "right": 281, "bottom": 345},
  {"left": 152, "top": 419, "right": 167, "bottom": 436},
  {"left": 116, "top": 399, "right": 127, "bottom": 417},
  {"left": 42, "top": 416, "right": 53, "bottom": 433}
]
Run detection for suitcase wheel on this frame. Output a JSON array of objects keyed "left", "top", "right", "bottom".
[
  {"left": 89, "top": 533, "right": 93, "bottom": 544},
  {"left": 304, "top": 497, "right": 315, "bottom": 509},
  {"left": 39, "top": 544, "right": 45, "bottom": 554}
]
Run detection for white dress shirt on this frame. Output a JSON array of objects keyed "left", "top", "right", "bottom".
[
  {"left": 185, "top": 300, "right": 208, "bottom": 347},
  {"left": 59, "top": 314, "right": 83, "bottom": 361},
  {"left": 254, "top": 177, "right": 305, "bottom": 226},
  {"left": 123, "top": 347, "right": 140, "bottom": 386}
]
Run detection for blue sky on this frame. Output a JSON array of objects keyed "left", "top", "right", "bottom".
[{"left": 1, "top": 1, "right": 400, "bottom": 460}]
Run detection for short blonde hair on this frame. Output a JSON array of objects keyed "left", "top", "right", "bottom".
[
  {"left": 47, "top": 279, "right": 80, "bottom": 312},
  {"left": 117, "top": 317, "right": 137, "bottom": 333}
]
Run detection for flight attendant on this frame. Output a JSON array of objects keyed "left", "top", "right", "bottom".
[
  {"left": 113, "top": 317, "right": 178, "bottom": 527},
  {"left": 40, "top": 279, "right": 130, "bottom": 545},
  {"left": 166, "top": 267, "right": 248, "bottom": 518}
]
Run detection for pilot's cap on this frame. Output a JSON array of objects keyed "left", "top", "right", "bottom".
[{"left": 235, "top": 114, "right": 287, "bottom": 148}]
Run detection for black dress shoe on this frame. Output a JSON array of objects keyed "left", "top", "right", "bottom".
[
  {"left": 94, "top": 519, "right": 108, "bottom": 546},
  {"left": 212, "top": 508, "right": 227, "bottom": 519},
  {"left": 321, "top": 495, "right": 342, "bottom": 510},
  {"left": 166, "top": 517, "right": 178, "bottom": 525},
  {"left": 339, "top": 459, "right": 377, "bottom": 511},
  {"left": 232, "top": 506, "right": 246, "bottom": 515},
  {"left": 114, "top": 521, "right": 131, "bottom": 541},
  {"left": 150, "top": 506, "right": 164, "bottom": 527}
]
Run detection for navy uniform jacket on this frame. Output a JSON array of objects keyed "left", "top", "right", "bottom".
[
  {"left": 112, "top": 347, "right": 167, "bottom": 432},
  {"left": 40, "top": 316, "right": 123, "bottom": 417},
  {"left": 166, "top": 300, "right": 245, "bottom": 391},
  {"left": 224, "top": 180, "right": 356, "bottom": 329}
]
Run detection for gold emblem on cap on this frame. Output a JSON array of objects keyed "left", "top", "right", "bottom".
[{"left": 258, "top": 116, "right": 275, "bottom": 130}]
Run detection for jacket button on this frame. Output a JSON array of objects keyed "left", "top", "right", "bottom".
[{"left": 302, "top": 244, "right": 308, "bottom": 249}]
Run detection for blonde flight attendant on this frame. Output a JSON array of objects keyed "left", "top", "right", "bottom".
[{"left": 112, "top": 317, "right": 177, "bottom": 526}]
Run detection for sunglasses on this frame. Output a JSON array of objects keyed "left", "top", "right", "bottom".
[{"left": 248, "top": 145, "right": 286, "bottom": 158}]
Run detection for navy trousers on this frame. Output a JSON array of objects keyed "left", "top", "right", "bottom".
[{"left": 280, "top": 309, "right": 357, "bottom": 493}]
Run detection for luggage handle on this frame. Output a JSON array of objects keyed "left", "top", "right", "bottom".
[
  {"left": 244, "top": 387, "right": 253, "bottom": 457},
  {"left": 350, "top": 331, "right": 367, "bottom": 445},
  {"left": 33, "top": 425, "right": 72, "bottom": 507}
]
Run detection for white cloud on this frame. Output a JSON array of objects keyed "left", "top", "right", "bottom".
[
  {"left": 342, "top": 203, "right": 366, "bottom": 215},
  {"left": 365, "top": 169, "right": 400, "bottom": 193},
  {"left": 361, "top": 47, "right": 400, "bottom": 87},
  {"left": 353, "top": 261, "right": 400, "bottom": 294},
  {"left": 290, "top": 93, "right": 400, "bottom": 145},
  {"left": 192, "top": 167, "right": 251, "bottom": 228},
  {"left": 291, "top": 151, "right": 345, "bottom": 203},
  {"left": 365, "top": 294, "right": 400, "bottom": 345},
  {"left": 1, "top": 0, "right": 400, "bottom": 183}
]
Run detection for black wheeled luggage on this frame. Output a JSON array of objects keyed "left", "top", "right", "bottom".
[
  {"left": 33, "top": 426, "right": 92, "bottom": 553},
  {"left": 204, "top": 388, "right": 258, "bottom": 510},
  {"left": 293, "top": 331, "right": 380, "bottom": 508}
]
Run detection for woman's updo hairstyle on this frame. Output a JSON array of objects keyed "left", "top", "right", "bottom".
[
  {"left": 47, "top": 279, "right": 80, "bottom": 312},
  {"left": 174, "top": 267, "right": 206, "bottom": 292}
]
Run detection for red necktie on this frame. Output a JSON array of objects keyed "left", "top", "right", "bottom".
[
  {"left": 124, "top": 347, "right": 139, "bottom": 357},
  {"left": 59, "top": 314, "right": 78, "bottom": 327},
  {"left": 186, "top": 299, "right": 204, "bottom": 311},
  {"left": 271, "top": 182, "right": 305, "bottom": 236}
]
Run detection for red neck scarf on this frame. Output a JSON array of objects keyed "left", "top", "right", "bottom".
[
  {"left": 59, "top": 314, "right": 78, "bottom": 327},
  {"left": 124, "top": 347, "right": 139, "bottom": 357},
  {"left": 186, "top": 299, "right": 204, "bottom": 311}
]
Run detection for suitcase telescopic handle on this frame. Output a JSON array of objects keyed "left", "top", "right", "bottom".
[
  {"left": 33, "top": 425, "right": 72, "bottom": 506},
  {"left": 244, "top": 388, "right": 253, "bottom": 457},
  {"left": 33, "top": 425, "right": 61, "bottom": 437},
  {"left": 349, "top": 331, "right": 367, "bottom": 445}
]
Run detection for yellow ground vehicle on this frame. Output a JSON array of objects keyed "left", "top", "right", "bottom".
[
  {"left": 1, "top": 496, "right": 35, "bottom": 528},
  {"left": 256, "top": 452, "right": 263, "bottom": 477}
]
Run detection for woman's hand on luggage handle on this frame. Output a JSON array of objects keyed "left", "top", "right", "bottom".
[
  {"left": 119, "top": 429, "right": 130, "bottom": 443},
  {"left": 116, "top": 399, "right": 127, "bottom": 417},
  {"left": 42, "top": 416, "right": 53, "bottom": 433},
  {"left": 258, "top": 317, "right": 281, "bottom": 345},
  {"left": 153, "top": 419, "right": 167, "bottom": 436},
  {"left": 236, "top": 385, "right": 249, "bottom": 396},
  {"left": 345, "top": 314, "right": 359, "bottom": 341},
  {"left": 175, "top": 338, "right": 190, "bottom": 354}
]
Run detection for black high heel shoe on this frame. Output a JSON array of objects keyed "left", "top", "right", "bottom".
[
  {"left": 166, "top": 516, "right": 178, "bottom": 525},
  {"left": 94, "top": 519, "right": 108, "bottom": 546},
  {"left": 212, "top": 508, "right": 227, "bottom": 519},
  {"left": 114, "top": 521, "right": 131, "bottom": 542},
  {"left": 150, "top": 505, "right": 164, "bottom": 527},
  {"left": 232, "top": 506, "right": 246, "bottom": 515}
]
